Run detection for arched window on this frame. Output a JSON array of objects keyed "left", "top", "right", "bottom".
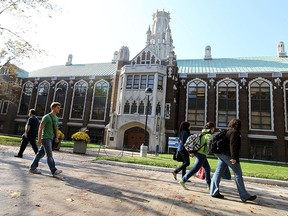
[
  {"left": 187, "top": 79, "right": 207, "bottom": 126},
  {"left": 35, "top": 81, "right": 50, "bottom": 116},
  {"left": 284, "top": 81, "right": 288, "bottom": 132},
  {"left": 18, "top": 81, "right": 33, "bottom": 115},
  {"left": 156, "top": 102, "right": 161, "bottom": 115},
  {"left": 131, "top": 101, "right": 137, "bottom": 114},
  {"left": 217, "top": 79, "right": 238, "bottom": 127},
  {"left": 249, "top": 78, "right": 272, "bottom": 130},
  {"left": 151, "top": 55, "right": 155, "bottom": 64},
  {"left": 124, "top": 101, "right": 130, "bottom": 114},
  {"left": 53, "top": 80, "right": 68, "bottom": 118},
  {"left": 146, "top": 99, "right": 152, "bottom": 115},
  {"left": 138, "top": 101, "right": 144, "bottom": 114},
  {"left": 70, "top": 80, "right": 87, "bottom": 119},
  {"left": 91, "top": 81, "right": 109, "bottom": 120}
]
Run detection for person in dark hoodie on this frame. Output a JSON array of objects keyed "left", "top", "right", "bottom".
[
  {"left": 210, "top": 118, "right": 257, "bottom": 202},
  {"left": 172, "top": 121, "right": 191, "bottom": 180}
]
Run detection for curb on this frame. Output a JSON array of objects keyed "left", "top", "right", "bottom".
[{"left": 95, "top": 160, "right": 288, "bottom": 187}]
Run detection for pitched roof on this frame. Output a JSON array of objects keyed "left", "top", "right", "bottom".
[
  {"left": 28, "top": 62, "right": 117, "bottom": 78},
  {"left": 177, "top": 56, "right": 288, "bottom": 74}
]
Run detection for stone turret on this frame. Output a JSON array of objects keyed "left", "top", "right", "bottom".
[
  {"left": 204, "top": 46, "right": 212, "bottom": 60},
  {"left": 65, "top": 54, "right": 73, "bottom": 66},
  {"left": 277, "top": 41, "right": 287, "bottom": 57},
  {"left": 146, "top": 9, "right": 174, "bottom": 60}
]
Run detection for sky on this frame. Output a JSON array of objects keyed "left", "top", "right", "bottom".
[{"left": 6, "top": 0, "right": 288, "bottom": 71}]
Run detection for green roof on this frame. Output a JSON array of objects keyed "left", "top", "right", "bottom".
[
  {"left": 177, "top": 56, "right": 288, "bottom": 74},
  {"left": 29, "top": 62, "right": 117, "bottom": 78}
]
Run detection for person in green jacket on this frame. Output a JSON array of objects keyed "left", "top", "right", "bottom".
[{"left": 178, "top": 122, "right": 215, "bottom": 190}]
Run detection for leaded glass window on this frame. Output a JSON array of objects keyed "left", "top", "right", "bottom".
[
  {"left": 70, "top": 80, "right": 87, "bottom": 119},
  {"left": 54, "top": 81, "right": 68, "bottom": 118},
  {"left": 18, "top": 81, "right": 33, "bottom": 115},
  {"left": 35, "top": 81, "right": 49, "bottom": 116},
  {"left": 217, "top": 79, "right": 237, "bottom": 127},
  {"left": 91, "top": 81, "right": 109, "bottom": 120},
  {"left": 250, "top": 79, "right": 272, "bottom": 130},
  {"left": 187, "top": 80, "right": 206, "bottom": 126}
]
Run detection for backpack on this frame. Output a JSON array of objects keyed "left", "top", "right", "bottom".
[
  {"left": 208, "top": 129, "right": 228, "bottom": 154},
  {"left": 184, "top": 133, "right": 204, "bottom": 153}
]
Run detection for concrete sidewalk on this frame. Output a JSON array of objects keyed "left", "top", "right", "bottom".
[{"left": 0, "top": 145, "right": 287, "bottom": 216}]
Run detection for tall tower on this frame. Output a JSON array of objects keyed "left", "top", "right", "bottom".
[{"left": 146, "top": 10, "right": 174, "bottom": 60}]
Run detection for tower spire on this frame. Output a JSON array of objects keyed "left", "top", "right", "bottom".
[{"left": 146, "top": 10, "right": 174, "bottom": 60}]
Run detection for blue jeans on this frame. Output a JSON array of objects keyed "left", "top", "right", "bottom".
[
  {"left": 30, "top": 139, "right": 57, "bottom": 174},
  {"left": 210, "top": 154, "right": 251, "bottom": 201},
  {"left": 182, "top": 152, "right": 211, "bottom": 186}
]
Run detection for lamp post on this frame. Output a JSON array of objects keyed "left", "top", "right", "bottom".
[{"left": 140, "top": 87, "right": 152, "bottom": 157}]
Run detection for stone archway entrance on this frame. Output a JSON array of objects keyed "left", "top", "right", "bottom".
[{"left": 123, "top": 126, "right": 149, "bottom": 149}]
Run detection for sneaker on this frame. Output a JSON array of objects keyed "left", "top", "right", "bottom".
[
  {"left": 53, "top": 169, "right": 62, "bottom": 176},
  {"left": 178, "top": 180, "right": 188, "bottom": 190},
  {"left": 14, "top": 155, "right": 23, "bottom": 158},
  {"left": 211, "top": 193, "right": 224, "bottom": 199},
  {"left": 29, "top": 168, "right": 41, "bottom": 174},
  {"left": 172, "top": 171, "right": 177, "bottom": 180},
  {"left": 243, "top": 195, "right": 257, "bottom": 202}
]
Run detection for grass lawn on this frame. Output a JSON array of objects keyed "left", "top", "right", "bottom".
[
  {"left": 1, "top": 135, "right": 287, "bottom": 181},
  {"left": 94, "top": 154, "right": 288, "bottom": 181}
]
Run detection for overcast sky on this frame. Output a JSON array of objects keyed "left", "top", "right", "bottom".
[{"left": 10, "top": 0, "right": 288, "bottom": 71}]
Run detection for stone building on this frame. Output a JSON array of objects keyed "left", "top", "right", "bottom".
[{"left": 1, "top": 10, "right": 288, "bottom": 162}]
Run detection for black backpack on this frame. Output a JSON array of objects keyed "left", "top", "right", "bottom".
[{"left": 208, "top": 129, "right": 228, "bottom": 154}]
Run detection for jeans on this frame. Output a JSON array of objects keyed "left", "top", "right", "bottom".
[
  {"left": 30, "top": 139, "right": 57, "bottom": 174},
  {"left": 182, "top": 152, "right": 211, "bottom": 187},
  {"left": 210, "top": 154, "right": 251, "bottom": 201},
  {"left": 17, "top": 135, "right": 38, "bottom": 156},
  {"left": 174, "top": 149, "right": 190, "bottom": 177}
]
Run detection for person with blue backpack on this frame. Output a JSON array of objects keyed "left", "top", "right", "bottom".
[
  {"left": 210, "top": 118, "right": 257, "bottom": 202},
  {"left": 178, "top": 122, "right": 215, "bottom": 190}
]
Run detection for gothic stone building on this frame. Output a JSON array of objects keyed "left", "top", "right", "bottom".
[{"left": 1, "top": 10, "right": 288, "bottom": 162}]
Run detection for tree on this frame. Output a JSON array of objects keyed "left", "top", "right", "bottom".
[
  {"left": 0, "top": 0, "right": 58, "bottom": 104},
  {"left": 0, "top": 0, "right": 58, "bottom": 66}
]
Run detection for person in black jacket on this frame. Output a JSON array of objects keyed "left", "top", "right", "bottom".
[
  {"left": 210, "top": 118, "right": 257, "bottom": 202},
  {"left": 172, "top": 121, "right": 191, "bottom": 180},
  {"left": 14, "top": 109, "right": 39, "bottom": 158}
]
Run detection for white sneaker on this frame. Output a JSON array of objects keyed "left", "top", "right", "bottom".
[
  {"left": 29, "top": 168, "right": 41, "bottom": 174},
  {"left": 53, "top": 169, "right": 62, "bottom": 176}
]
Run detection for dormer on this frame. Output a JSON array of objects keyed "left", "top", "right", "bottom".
[{"left": 131, "top": 48, "right": 161, "bottom": 65}]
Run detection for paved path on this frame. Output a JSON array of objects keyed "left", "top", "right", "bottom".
[{"left": 0, "top": 145, "right": 287, "bottom": 216}]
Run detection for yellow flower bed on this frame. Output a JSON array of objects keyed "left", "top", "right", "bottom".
[
  {"left": 71, "top": 132, "right": 90, "bottom": 143},
  {"left": 57, "top": 130, "right": 65, "bottom": 140}
]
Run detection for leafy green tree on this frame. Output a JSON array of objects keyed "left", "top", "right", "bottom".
[
  {"left": 0, "top": 0, "right": 58, "bottom": 66},
  {"left": 0, "top": 0, "right": 59, "bottom": 104}
]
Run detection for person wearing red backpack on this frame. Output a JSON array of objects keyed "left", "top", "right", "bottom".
[
  {"left": 210, "top": 118, "right": 257, "bottom": 202},
  {"left": 178, "top": 122, "right": 215, "bottom": 190}
]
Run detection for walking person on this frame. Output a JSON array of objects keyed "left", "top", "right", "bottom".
[
  {"left": 172, "top": 121, "right": 190, "bottom": 180},
  {"left": 178, "top": 122, "right": 215, "bottom": 190},
  {"left": 29, "top": 102, "right": 62, "bottom": 177},
  {"left": 15, "top": 109, "right": 39, "bottom": 158},
  {"left": 210, "top": 118, "right": 257, "bottom": 202}
]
